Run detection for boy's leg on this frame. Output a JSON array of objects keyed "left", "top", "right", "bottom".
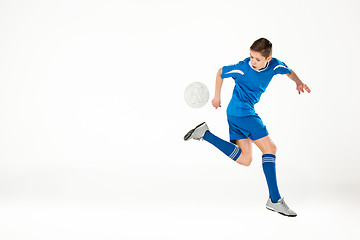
[
  {"left": 253, "top": 135, "right": 280, "bottom": 202},
  {"left": 253, "top": 135, "right": 277, "bottom": 155},
  {"left": 235, "top": 139, "right": 253, "bottom": 166},
  {"left": 253, "top": 135, "right": 297, "bottom": 217},
  {"left": 184, "top": 122, "right": 242, "bottom": 162}
]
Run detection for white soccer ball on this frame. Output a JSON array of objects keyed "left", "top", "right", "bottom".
[{"left": 184, "top": 82, "right": 209, "bottom": 108}]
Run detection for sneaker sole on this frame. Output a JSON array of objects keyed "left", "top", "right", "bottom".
[
  {"left": 266, "top": 206, "right": 297, "bottom": 217},
  {"left": 184, "top": 122, "right": 206, "bottom": 141}
]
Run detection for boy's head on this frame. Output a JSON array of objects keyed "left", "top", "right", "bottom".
[{"left": 249, "top": 38, "right": 272, "bottom": 70}]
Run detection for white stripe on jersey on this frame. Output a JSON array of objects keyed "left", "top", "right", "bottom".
[
  {"left": 274, "top": 65, "right": 289, "bottom": 71},
  {"left": 225, "top": 69, "right": 244, "bottom": 75}
]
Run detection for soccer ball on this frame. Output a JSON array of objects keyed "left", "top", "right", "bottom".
[{"left": 184, "top": 82, "right": 209, "bottom": 108}]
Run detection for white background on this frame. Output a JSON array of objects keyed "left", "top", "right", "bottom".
[{"left": 1, "top": 0, "right": 360, "bottom": 239}]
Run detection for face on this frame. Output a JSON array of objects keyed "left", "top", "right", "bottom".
[{"left": 250, "top": 50, "right": 272, "bottom": 70}]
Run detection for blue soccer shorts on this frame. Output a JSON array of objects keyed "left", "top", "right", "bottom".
[{"left": 227, "top": 114, "right": 269, "bottom": 143}]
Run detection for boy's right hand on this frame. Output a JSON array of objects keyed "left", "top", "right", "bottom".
[{"left": 212, "top": 97, "right": 221, "bottom": 109}]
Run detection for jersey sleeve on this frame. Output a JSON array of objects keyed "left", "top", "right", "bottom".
[
  {"left": 221, "top": 61, "right": 245, "bottom": 79},
  {"left": 273, "top": 59, "right": 291, "bottom": 75}
]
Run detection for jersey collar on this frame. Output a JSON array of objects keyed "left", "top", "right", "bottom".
[{"left": 248, "top": 60, "right": 269, "bottom": 72}]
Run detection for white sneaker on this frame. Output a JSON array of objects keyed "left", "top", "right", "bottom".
[
  {"left": 184, "top": 122, "right": 209, "bottom": 141},
  {"left": 266, "top": 198, "right": 297, "bottom": 217}
]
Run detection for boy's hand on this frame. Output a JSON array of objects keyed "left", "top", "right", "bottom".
[
  {"left": 287, "top": 69, "right": 311, "bottom": 95},
  {"left": 296, "top": 82, "right": 311, "bottom": 95},
  {"left": 212, "top": 97, "right": 221, "bottom": 109}
]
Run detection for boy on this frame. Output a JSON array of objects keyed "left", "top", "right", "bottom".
[{"left": 184, "top": 38, "right": 311, "bottom": 217}]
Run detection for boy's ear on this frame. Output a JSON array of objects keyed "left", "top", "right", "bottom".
[{"left": 267, "top": 56, "right": 272, "bottom": 62}]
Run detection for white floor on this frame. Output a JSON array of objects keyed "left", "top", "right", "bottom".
[{"left": 1, "top": 185, "right": 359, "bottom": 240}]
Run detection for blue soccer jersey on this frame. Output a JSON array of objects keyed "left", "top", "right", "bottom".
[{"left": 221, "top": 57, "right": 291, "bottom": 116}]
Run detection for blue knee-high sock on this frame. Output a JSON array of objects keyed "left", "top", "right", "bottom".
[
  {"left": 262, "top": 154, "right": 281, "bottom": 203},
  {"left": 203, "top": 131, "right": 241, "bottom": 161}
]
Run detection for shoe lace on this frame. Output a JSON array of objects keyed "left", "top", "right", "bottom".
[{"left": 281, "top": 199, "right": 290, "bottom": 210}]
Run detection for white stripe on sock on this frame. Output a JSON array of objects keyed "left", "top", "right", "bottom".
[
  {"left": 229, "top": 147, "right": 239, "bottom": 160},
  {"left": 262, "top": 156, "right": 275, "bottom": 163},
  {"left": 229, "top": 148, "right": 235, "bottom": 159}
]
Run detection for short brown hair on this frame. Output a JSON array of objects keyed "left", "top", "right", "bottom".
[{"left": 250, "top": 38, "right": 272, "bottom": 58}]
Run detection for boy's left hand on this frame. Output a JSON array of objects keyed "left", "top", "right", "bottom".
[{"left": 296, "top": 82, "right": 311, "bottom": 94}]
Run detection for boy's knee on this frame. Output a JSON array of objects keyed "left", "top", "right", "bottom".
[
  {"left": 264, "top": 143, "right": 277, "bottom": 155},
  {"left": 242, "top": 160, "right": 252, "bottom": 167},
  {"left": 271, "top": 143, "right": 277, "bottom": 154},
  {"left": 236, "top": 155, "right": 252, "bottom": 167}
]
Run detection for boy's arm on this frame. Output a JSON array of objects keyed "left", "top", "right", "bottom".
[
  {"left": 287, "top": 69, "right": 311, "bottom": 94},
  {"left": 212, "top": 68, "right": 224, "bottom": 109}
]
